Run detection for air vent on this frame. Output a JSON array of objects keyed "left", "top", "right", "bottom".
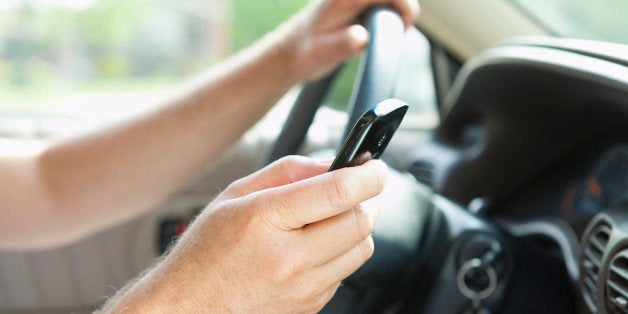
[
  {"left": 409, "top": 161, "right": 434, "bottom": 186},
  {"left": 581, "top": 220, "right": 612, "bottom": 312},
  {"left": 607, "top": 250, "right": 628, "bottom": 313}
]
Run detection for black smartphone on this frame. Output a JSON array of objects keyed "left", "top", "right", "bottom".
[{"left": 329, "top": 99, "right": 409, "bottom": 171}]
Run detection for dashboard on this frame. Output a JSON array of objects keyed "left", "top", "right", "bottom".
[{"left": 399, "top": 40, "right": 628, "bottom": 313}]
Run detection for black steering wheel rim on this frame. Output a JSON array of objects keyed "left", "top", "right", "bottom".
[{"left": 262, "top": 6, "right": 406, "bottom": 166}]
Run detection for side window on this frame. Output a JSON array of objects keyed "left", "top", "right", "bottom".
[
  {"left": 0, "top": 1, "right": 223, "bottom": 115},
  {"left": 0, "top": 0, "right": 308, "bottom": 139}
]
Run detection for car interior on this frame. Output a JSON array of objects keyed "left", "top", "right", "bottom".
[{"left": 0, "top": 0, "right": 627, "bottom": 313}]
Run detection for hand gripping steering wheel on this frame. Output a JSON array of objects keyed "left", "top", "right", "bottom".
[{"left": 262, "top": 6, "right": 406, "bottom": 164}]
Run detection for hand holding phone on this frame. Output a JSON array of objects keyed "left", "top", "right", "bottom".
[{"left": 329, "top": 99, "right": 408, "bottom": 171}]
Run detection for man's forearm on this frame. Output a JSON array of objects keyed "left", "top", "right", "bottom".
[{"left": 0, "top": 27, "right": 298, "bottom": 249}]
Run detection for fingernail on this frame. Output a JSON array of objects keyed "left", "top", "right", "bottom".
[
  {"left": 407, "top": 1, "right": 420, "bottom": 28},
  {"left": 348, "top": 24, "right": 369, "bottom": 53},
  {"left": 349, "top": 24, "right": 369, "bottom": 43}
]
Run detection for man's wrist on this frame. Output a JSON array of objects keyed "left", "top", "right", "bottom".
[
  {"left": 259, "top": 26, "right": 303, "bottom": 86},
  {"left": 101, "top": 260, "right": 190, "bottom": 313}
]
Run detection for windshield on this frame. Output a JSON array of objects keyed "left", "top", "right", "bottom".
[{"left": 509, "top": 0, "right": 628, "bottom": 44}]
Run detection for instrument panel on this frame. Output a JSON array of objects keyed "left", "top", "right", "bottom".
[{"left": 497, "top": 140, "right": 628, "bottom": 233}]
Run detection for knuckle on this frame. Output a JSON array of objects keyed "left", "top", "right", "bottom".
[
  {"left": 248, "top": 191, "right": 296, "bottom": 232},
  {"left": 247, "top": 195, "right": 275, "bottom": 226},
  {"left": 294, "top": 280, "right": 325, "bottom": 307},
  {"left": 263, "top": 196, "right": 302, "bottom": 231},
  {"left": 265, "top": 245, "right": 310, "bottom": 285},
  {"left": 223, "top": 178, "right": 245, "bottom": 197},
  {"left": 276, "top": 155, "right": 306, "bottom": 171},
  {"left": 315, "top": 285, "right": 340, "bottom": 309},
  {"left": 326, "top": 172, "right": 353, "bottom": 211},
  {"left": 274, "top": 155, "right": 309, "bottom": 184},
  {"left": 302, "top": 288, "right": 321, "bottom": 306},
  {"left": 276, "top": 155, "right": 298, "bottom": 168},
  {"left": 269, "top": 252, "right": 300, "bottom": 284},
  {"left": 373, "top": 165, "right": 387, "bottom": 193},
  {"left": 253, "top": 206, "right": 277, "bottom": 232},
  {"left": 352, "top": 207, "right": 374, "bottom": 240},
  {"left": 289, "top": 251, "right": 308, "bottom": 274},
  {"left": 309, "top": 292, "right": 332, "bottom": 312},
  {"left": 358, "top": 236, "right": 375, "bottom": 261}
]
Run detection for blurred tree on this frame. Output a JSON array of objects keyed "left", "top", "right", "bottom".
[
  {"left": 232, "top": 0, "right": 308, "bottom": 51},
  {"left": 4, "top": 2, "right": 36, "bottom": 87},
  {"left": 74, "top": 0, "right": 147, "bottom": 52}
]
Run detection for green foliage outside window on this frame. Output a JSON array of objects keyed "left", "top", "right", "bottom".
[{"left": 232, "top": 0, "right": 308, "bottom": 50}]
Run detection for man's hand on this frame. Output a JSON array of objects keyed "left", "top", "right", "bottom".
[
  {"left": 109, "top": 156, "right": 388, "bottom": 312},
  {"left": 278, "top": 0, "right": 420, "bottom": 82}
]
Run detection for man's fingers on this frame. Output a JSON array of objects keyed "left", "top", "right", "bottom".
[
  {"left": 311, "top": 235, "right": 375, "bottom": 285},
  {"left": 305, "top": 0, "right": 419, "bottom": 80},
  {"left": 222, "top": 156, "right": 330, "bottom": 199},
  {"left": 291, "top": 236, "right": 374, "bottom": 310},
  {"left": 259, "top": 159, "right": 387, "bottom": 230},
  {"left": 303, "top": 24, "right": 369, "bottom": 80},
  {"left": 317, "top": 0, "right": 419, "bottom": 31},
  {"left": 392, "top": 0, "right": 420, "bottom": 28},
  {"left": 299, "top": 199, "right": 380, "bottom": 267}
]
